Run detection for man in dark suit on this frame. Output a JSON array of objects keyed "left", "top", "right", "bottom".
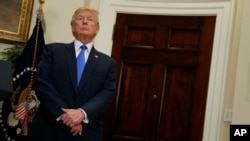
[{"left": 27, "top": 7, "right": 116, "bottom": 141}]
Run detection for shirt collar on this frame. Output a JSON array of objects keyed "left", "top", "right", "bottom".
[{"left": 74, "top": 40, "right": 93, "bottom": 52}]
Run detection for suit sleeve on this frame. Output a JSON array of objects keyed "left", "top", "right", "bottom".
[
  {"left": 35, "top": 45, "right": 69, "bottom": 121},
  {"left": 81, "top": 57, "right": 116, "bottom": 126}
]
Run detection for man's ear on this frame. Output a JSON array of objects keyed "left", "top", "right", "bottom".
[{"left": 95, "top": 30, "right": 99, "bottom": 34}]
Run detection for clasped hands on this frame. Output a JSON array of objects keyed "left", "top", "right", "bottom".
[{"left": 61, "top": 108, "right": 85, "bottom": 136}]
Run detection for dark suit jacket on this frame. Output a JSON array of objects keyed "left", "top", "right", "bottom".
[{"left": 27, "top": 42, "right": 116, "bottom": 141}]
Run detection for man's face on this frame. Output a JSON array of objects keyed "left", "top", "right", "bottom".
[{"left": 71, "top": 10, "right": 99, "bottom": 39}]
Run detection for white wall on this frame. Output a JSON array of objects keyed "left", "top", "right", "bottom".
[
  {"left": 35, "top": 0, "right": 84, "bottom": 43},
  {"left": 38, "top": 0, "right": 99, "bottom": 43},
  {"left": 232, "top": 0, "right": 250, "bottom": 124}
]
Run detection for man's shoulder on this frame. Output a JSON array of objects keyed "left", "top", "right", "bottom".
[
  {"left": 44, "top": 42, "right": 74, "bottom": 52},
  {"left": 46, "top": 42, "right": 72, "bottom": 48},
  {"left": 93, "top": 48, "right": 111, "bottom": 58},
  {"left": 95, "top": 50, "right": 115, "bottom": 63}
]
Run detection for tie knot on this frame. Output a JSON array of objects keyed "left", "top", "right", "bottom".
[{"left": 80, "top": 45, "right": 87, "bottom": 50}]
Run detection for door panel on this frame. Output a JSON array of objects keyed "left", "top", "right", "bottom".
[
  {"left": 103, "top": 14, "right": 216, "bottom": 141},
  {"left": 113, "top": 64, "right": 151, "bottom": 140},
  {"left": 157, "top": 67, "right": 195, "bottom": 141}
]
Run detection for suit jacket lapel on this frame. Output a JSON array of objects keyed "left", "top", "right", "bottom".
[
  {"left": 65, "top": 42, "right": 78, "bottom": 92},
  {"left": 78, "top": 47, "right": 99, "bottom": 90}
]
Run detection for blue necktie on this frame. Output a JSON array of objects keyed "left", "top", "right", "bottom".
[{"left": 77, "top": 45, "right": 87, "bottom": 86}]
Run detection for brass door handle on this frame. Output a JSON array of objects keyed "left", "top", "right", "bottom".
[{"left": 153, "top": 94, "right": 157, "bottom": 99}]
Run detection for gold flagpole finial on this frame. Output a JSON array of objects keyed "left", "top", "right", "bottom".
[{"left": 39, "top": 0, "right": 45, "bottom": 9}]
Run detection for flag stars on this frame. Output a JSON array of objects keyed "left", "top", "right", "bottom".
[{"left": 12, "top": 67, "right": 37, "bottom": 82}]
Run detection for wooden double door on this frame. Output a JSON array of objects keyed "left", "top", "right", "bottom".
[{"left": 103, "top": 13, "right": 216, "bottom": 141}]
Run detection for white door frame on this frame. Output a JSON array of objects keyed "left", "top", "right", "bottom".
[{"left": 94, "top": 1, "right": 235, "bottom": 141}]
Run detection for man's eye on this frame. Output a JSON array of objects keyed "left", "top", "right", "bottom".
[
  {"left": 87, "top": 18, "right": 94, "bottom": 21},
  {"left": 76, "top": 17, "right": 84, "bottom": 20},
  {"left": 76, "top": 16, "right": 95, "bottom": 22}
]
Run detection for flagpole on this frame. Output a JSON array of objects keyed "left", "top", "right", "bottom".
[
  {"left": 20, "top": 0, "right": 46, "bottom": 136},
  {"left": 38, "top": 0, "right": 46, "bottom": 33},
  {"left": 39, "top": 0, "right": 45, "bottom": 9},
  {"left": 27, "top": 0, "right": 46, "bottom": 100}
]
